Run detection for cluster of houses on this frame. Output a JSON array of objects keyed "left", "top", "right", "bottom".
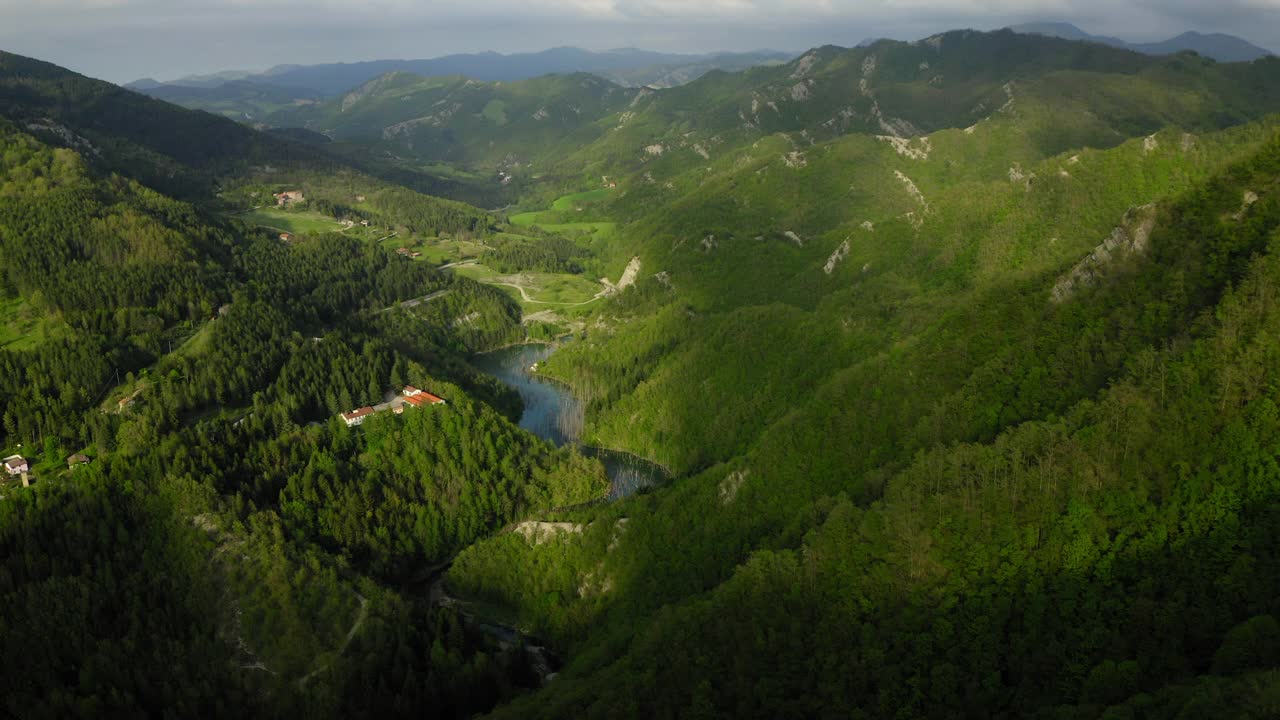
[
  {"left": 340, "top": 386, "right": 446, "bottom": 427},
  {"left": 274, "top": 190, "right": 305, "bottom": 206},
  {"left": 395, "top": 247, "right": 423, "bottom": 259}
]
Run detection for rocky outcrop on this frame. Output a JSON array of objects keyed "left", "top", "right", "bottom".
[
  {"left": 719, "top": 469, "right": 750, "bottom": 505},
  {"left": 824, "top": 239, "right": 851, "bottom": 274},
  {"left": 512, "top": 521, "right": 584, "bottom": 545},
  {"left": 1051, "top": 204, "right": 1158, "bottom": 303}
]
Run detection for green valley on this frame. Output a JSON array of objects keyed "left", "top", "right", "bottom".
[{"left": 4, "top": 20, "right": 1280, "bottom": 720}]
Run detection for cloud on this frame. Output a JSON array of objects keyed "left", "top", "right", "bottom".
[{"left": 0, "top": 0, "right": 1274, "bottom": 82}]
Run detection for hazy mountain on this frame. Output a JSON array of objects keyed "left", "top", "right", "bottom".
[
  {"left": 1008, "top": 22, "right": 1274, "bottom": 61},
  {"left": 131, "top": 47, "right": 795, "bottom": 97},
  {"left": 278, "top": 29, "right": 1280, "bottom": 177},
  {"left": 1130, "top": 31, "right": 1276, "bottom": 62},
  {"left": 139, "top": 80, "right": 323, "bottom": 121}
]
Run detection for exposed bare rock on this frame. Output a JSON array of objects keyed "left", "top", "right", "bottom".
[
  {"left": 1230, "top": 190, "right": 1260, "bottom": 220},
  {"left": 616, "top": 256, "right": 642, "bottom": 289},
  {"left": 701, "top": 234, "right": 718, "bottom": 252},
  {"left": 719, "top": 469, "right": 750, "bottom": 504},
  {"left": 1008, "top": 163, "right": 1036, "bottom": 190},
  {"left": 783, "top": 150, "right": 807, "bottom": 168},
  {"left": 1143, "top": 135, "right": 1159, "bottom": 154},
  {"left": 513, "top": 521, "right": 584, "bottom": 545},
  {"left": 692, "top": 143, "right": 710, "bottom": 160},
  {"left": 24, "top": 120, "right": 101, "bottom": 157},
  {"left": 1051, "top": 204, "right": 1158, "bottom": 303},
  {"left": 879, "top": 135, "right": 932, "bottom": 160},
  {"left": 824, "top": 238, "right": 851, "bottom": 274},
  {"left": 783, "top": 231, "right": 804, "bottom": 247},
  {"left": 644, "top": 143, "right": 665, "bottom": 156},
  {"left": 894, "top": 170, "right": 928, "bottom": 210},
  {"left": 790, "top": 82, "right": 812, "bottom": 101},
  {"left": 861, "top": 221, "right": 875, "bottom": 231},
  {"left": 790, "top": 52, "right": 819, "bottom": 79}
]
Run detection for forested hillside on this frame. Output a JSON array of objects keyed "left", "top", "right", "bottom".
[
  {"left": 264, "top": 31, "right": 1280, "bottom": 192},
  {"left": 5, "top": 26, "right": 1280, "bottom": 719},
  {"left": 0, "top": 68, "right": 606, "bottom": 716}
]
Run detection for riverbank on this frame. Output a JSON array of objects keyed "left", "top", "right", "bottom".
[{"left": 471, "top": 342, "right": 669, "bottom": 498}]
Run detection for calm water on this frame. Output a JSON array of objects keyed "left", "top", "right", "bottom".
[{"left": 472, "top": 343, "right": 668, "bottom": 499}]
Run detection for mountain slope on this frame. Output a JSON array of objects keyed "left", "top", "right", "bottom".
[
  {"left": 0, "top": 58, "right": 609, "bottom": 717},
  {"left": 276, "top": 30, "right": 1280, "bottom": 186},
  {"left": 135, "top": 47, "right": 795, "bottom": 96},
  {"left": 266, "top": 71, "right": 639, "bottom": 170},
  {"left": 454, "top": 114, "right": 1280, "bottom": 720}
]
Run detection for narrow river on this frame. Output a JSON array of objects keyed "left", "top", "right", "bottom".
[{"left": 471, "top": 342, "right": 668, "bottom": 499}]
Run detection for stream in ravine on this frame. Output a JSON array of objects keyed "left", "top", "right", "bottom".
[{"left": 418, "top": 342, "right": 669, "bottom": 686}]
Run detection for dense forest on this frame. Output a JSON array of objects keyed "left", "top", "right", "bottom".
[
  {"left": 0, "top": 115, "right": 605, "bottom": 716},
  {"left": 4, "top": 28, "right": 1280, "bottom": 720}
]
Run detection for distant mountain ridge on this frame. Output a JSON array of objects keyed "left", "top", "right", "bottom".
[
  {"left": 1007, "top": 22, "right": 1274, "bottom": 62},
  {"left": 128, "top": 47, "right": 794, "bottom": 96}
]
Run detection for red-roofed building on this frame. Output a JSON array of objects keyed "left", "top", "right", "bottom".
[
  {"left": 340, "top": 406, "right": 376, "bottom": 427},
  {"left": 403, "top": 389, "right": 446, "bottom": 407}
]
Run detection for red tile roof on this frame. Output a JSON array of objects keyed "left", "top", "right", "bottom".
[{"left": 341, "top": 406, "right": 376, "bottom": 421}]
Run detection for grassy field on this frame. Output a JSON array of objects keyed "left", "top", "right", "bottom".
[
  {"left": 378, "top": 235, "right": 490, "bottom": 265},
  {"left": 175, "top": 321, "right": 216, "bottom": 358},
  {"left": 451, "top": 264, "right": 602, "bottom": 308},
  {"left": 508, "top": 189, "right": 617, "bottom": 240},
  {"left": 0, "top": 297, "right": 67, "bottom": 350},
  {"left": 238, "top": 207, "right": 347, "bottom": 235}
]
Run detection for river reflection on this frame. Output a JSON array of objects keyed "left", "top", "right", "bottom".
[{"left": 472, "top": 343, "right": 668, "bottom": 498}]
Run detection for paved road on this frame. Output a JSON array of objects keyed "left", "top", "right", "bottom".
[{"left": 377, "top": 288, "right": 454, "bottom": 314}]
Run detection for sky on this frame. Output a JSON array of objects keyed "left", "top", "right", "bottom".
[{"left": 0, "top": 0, "right": 1276, "bottom": 83}]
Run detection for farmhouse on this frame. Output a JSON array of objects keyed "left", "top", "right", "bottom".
[
  {"left": 4, "top": 455, "right": 28, "bottom": 476},
  {"left": 340, "top": 406, "right": 376, "bottom": 427},
  {"left": 274, "top": 190, "right": 304, "bottom": 206},
  {"left": 403, "top": 386, "right": 447, "bottom": 406}
]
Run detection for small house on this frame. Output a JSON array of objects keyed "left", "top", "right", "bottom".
[
  {"left": 340, "top": 407, "right": 376, "bottom": 427},
  {"left": 3, "top": 455, "right": 28, "bottom": 476},
  {"left": 279, "top": 232, "right": 292, "bottom": 242},
  {"left": 67, "top": 453, "right": 90, "bottom": 469}
]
